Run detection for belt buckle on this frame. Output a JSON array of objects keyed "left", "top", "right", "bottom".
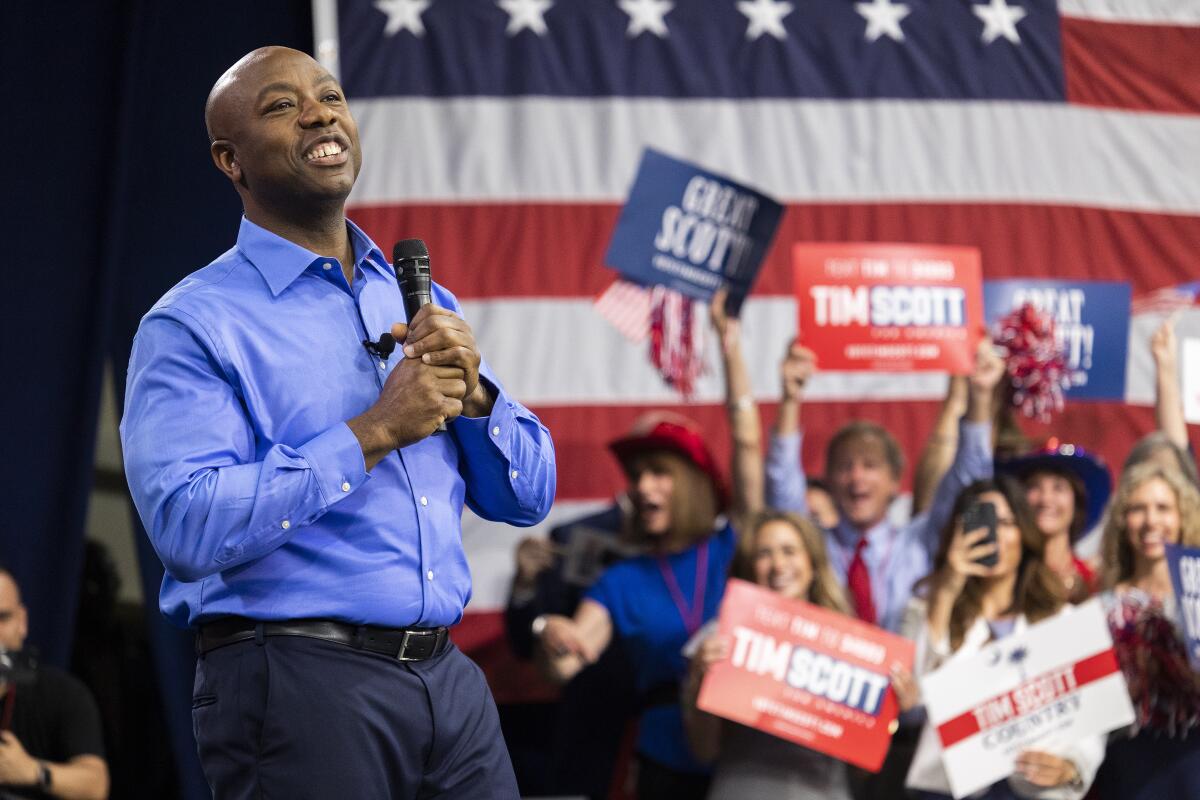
[{"left": 396, "top": 629, "right": 436, "bottom": 661}]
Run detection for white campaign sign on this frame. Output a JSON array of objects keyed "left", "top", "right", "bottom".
[
  {"left": 1184, "top": 338, "right": 1200, "bottom": 424},
  {"left": 919, "top": 600, "right": 1135, "bottom": 799}
]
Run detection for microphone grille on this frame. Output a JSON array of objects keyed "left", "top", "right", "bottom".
[{"left": 393, "top": 239, "right": 429, "bottom": 263}]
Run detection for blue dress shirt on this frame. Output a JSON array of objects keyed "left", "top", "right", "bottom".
[
  {"left": 121, "top": 217, "right": 556, "bottom": 629},
  {"left": 765, "top": 421, "right": 992, "bottom": 633}
]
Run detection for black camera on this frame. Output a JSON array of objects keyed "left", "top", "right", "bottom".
[{"left": 0, "top": 647, "right": 38, "bottom": 686}]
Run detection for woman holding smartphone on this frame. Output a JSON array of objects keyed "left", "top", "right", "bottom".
[{"left": 905, "top": 478, "right": 1103, "bottom": 799}]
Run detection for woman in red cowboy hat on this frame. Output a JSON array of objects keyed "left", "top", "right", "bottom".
[
  {"left": 997, "top": 441, "right": 1111, "bottom": 602},
  {"left": 537, "top": 292, "right": 757, "bottom": 799}
]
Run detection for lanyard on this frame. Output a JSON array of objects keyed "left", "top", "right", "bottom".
[{"left": 657, "top": 540, "right": 710, "bottom": 636}]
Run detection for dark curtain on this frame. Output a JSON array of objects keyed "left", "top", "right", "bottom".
[{"left": 6, "top": 3, "right": 313, "bottom": 797}]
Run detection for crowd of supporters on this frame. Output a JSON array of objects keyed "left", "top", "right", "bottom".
[{"left": 504, "top": 300, "right": 1200, "bottom": 800}]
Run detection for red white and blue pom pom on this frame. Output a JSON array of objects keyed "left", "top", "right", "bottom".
[{"left": 993, "top": 303, "right": 1072, "bottom": 423}]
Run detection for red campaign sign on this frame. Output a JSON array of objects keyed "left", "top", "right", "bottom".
[
  {"left": 793, "top": 243, "right": 984, "bottom": 373},
  {"left": 696, "top": 579, "right": 916, "bottom": 772}
]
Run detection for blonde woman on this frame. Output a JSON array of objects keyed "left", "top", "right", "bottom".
[
  {"left": 682, "top": 511, "right": 858, "bottom": 799},
  {"left": 1095, "top": 462, "right": 1200, "bottom": 799}
]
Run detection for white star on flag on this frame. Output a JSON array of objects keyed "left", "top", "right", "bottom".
[
  {"left": 375, "top": 0, "right": 431, "bottom": 36},
  {"left": 617, "top": 0, "right": 674, "bottom": 37},
  {"left": 855, "top": 0, "right": 911, "bottom": 42},
  {"left": 498, "top": 0, "right": 554, "bottom": 36},
  {"left": 737, "top": 0, "right": 794, "bottom": 41},
  {"left": 973, "top": 0, "right": 1027, "bottom": 44}
]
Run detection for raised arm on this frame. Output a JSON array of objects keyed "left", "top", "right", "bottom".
[
  {"left": 711, "top": 291, "right": 763, "bottom": 526},
  {"left": 911, "top": 376, "right": 969, "bottom": 516},
  {"left": 765, "top": 340, "right": 816, "bottom": 513},
  {"left": 918, "top": 340, "right": 1002, "bottom": 554},
  {"left": 1151, "top": 315, "right": 1190, "bottom": 451}
]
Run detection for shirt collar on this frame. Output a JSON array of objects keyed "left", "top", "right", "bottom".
[
  {"left": 833, "top": 517, "right": 892, "bottom": 549},
  {"left": 237, "top": 216, "right": 392, "bottom": 296}
]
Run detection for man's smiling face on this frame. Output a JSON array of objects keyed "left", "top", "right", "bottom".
[{"left": 207, "top": 47, "right": 362, "bottom": 216}]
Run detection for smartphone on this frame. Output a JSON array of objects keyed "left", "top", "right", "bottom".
[{"left": 961, "top": 501, "right": 999, "bottom": 567}]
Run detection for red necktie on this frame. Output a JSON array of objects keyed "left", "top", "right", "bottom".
[{"left": 847, "top": 536, "right": 876, "bottom": 625}]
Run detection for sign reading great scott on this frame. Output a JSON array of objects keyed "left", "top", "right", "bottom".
[
  {"left": 919, "top": 600, "right": 1134, "bottom": 798},
  {"left": 793, "top": 243, "right": 983, "bottom": 373},
  {"left": 1166, "top": 543, "right": 1200, "bottom": 671},
  {"left": 983, "top": 280, "right": 1131, "bottom": 399},
  {"left": 696, "top": 579, "right": 914, "bottom": 772},
  {"left": 605, "top": 149, "right": 783, "bottom": 310}
]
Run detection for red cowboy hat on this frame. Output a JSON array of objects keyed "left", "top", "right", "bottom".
[{"left": 608, "top": 412, "right": 730, "bottom": 510}]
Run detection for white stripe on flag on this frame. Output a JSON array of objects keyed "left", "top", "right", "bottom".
[
  {"left": 463, "top": 296, "right": 951, "bottom": 406},
  {"left": 1058, "top": 0, "right": 1200, "bottom": 24},
  {"left": 349, "top": 98, "right": 1200, "bottom": 213}
]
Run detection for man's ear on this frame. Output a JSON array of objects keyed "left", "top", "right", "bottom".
[{"left": 211, "top": 140, "right": 241, "bottom": 183}]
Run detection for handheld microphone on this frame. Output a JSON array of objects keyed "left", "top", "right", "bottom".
[
  {"left": 394, "top": 239, "right": 433, "bottom": 322},
  {"left": 392, "top": 238, "right": 446, "bottom": 432}
]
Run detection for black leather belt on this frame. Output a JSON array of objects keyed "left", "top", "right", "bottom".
[{"left": 196, "top": 617, "right": 450, "bottom": 662}]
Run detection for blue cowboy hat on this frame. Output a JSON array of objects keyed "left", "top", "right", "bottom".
[{"left": 997, "top": 439, "right": 1112, "bottom": 536}]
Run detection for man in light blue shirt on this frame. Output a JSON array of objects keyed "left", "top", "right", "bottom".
[
  {"left": 764, "top": 342, "right": 1002, "bottom": 634},
  {"left": 121, "top": 46, "right": 554, "bottom": 799}
]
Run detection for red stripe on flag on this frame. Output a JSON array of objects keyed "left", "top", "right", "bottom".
[
  {"left": 538, "top": 403, "right": 1193, "bottom": 503},
  {"left": 533, "top": 402, "right": 1179, "bottom": 503},
  {"left": 1061, "top": 17, "right": 1200, "bottom": 115},
  {"left": 349, "top": 202, "right": 1200, "bottom": 300},
  {"left": 936, "top": 649, "right": 1122, "bottom": 749}
]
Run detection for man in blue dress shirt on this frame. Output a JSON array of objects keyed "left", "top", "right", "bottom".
[{"left": 120, "top": 46, "right": 555, "bottom": 799}]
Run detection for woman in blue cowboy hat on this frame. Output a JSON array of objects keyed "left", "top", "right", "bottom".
[{"left": 997, "top": 440, "right": 1112, "bottom": 602}]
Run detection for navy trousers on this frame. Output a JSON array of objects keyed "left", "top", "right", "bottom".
[{"left": 192, "top": 634, "right": 518, "bottom": 799}]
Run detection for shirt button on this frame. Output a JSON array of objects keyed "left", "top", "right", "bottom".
[
  {"left": 379, "top": 361, "right": 387, "bottom": 370},
  {"left": 492, "top": 426, "right": 500, "bottom": 436},
  {"left": 426, "top": 570, "right": 434, "bottom": 581},
  {"left": 322, "top": 262, "right": 332, "bottom": 271},
  {"left": 420, "top": 496, "right": 428, "bottom": 507},
  {"left": 341, "top": 482, "right": 351, "bottom": 492},
  {"left": 511, "top": 470, "right": 519, "bottom": 480},
  {"left": 281, "top": 520, "right": 291, "bottom": 530}
]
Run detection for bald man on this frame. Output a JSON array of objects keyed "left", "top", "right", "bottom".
[
  {"left": 0, "top": 572, "right": 108, "bottom": 800},
  {"left": 121, "top": 47, "right": 555, "bottom": 799}
]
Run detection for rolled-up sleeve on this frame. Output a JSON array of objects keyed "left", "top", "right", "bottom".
[
  {"left": 766, "top": 431, "right": 809, "bottom": 514},
  {"left": 121, "top": 313, "right": 368, "bottom": 583},
  {"left": 451, "top": 361, "right": 555, "bottom": 527}
]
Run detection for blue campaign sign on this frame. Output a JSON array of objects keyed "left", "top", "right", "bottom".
[
  {"left": 1165, "top": 544, "right": 1200, "bottom": 672},
  {"left": 604, "top": 149, "right": 783, "bottom": 310},
  {"left": 983, "top": 280, "right": 1131, "bottom": 400}
]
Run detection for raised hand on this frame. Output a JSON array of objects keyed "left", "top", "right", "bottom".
[
  {"left": 781, "top": 340, "right": 817, "bottom": 402},
  {"left": 1150, "top": 314, "right": 1179, "bottom": 370},
  {"left": 944, "top": 523, "right": 999, "bottom": 586}
]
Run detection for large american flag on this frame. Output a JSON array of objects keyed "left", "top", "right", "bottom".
[{"left": 316, "top": 0, "right": 1199, "bottom": 669}]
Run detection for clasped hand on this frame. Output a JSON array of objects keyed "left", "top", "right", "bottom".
[{"left": 352, "top": 305, "right": 488, "bottom": 460}]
